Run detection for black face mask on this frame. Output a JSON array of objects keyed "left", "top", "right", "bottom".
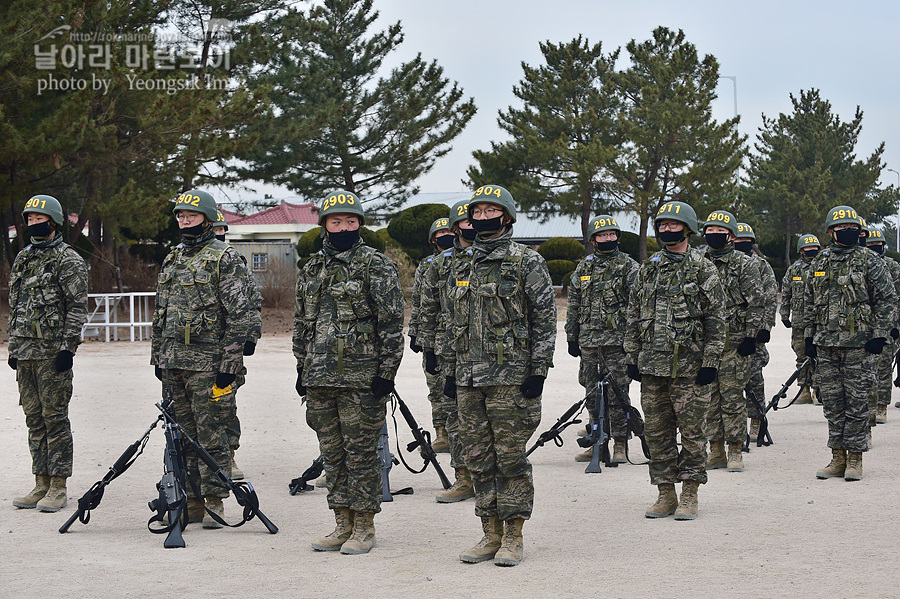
[
  {"left": 471, "top": 216, "right": 504, "bottom": 236},
  {"left": 734, "top": 241, "right": 753, "bottom": 255},
  {"left": 434, "top": 235, "right": 454, "bottom": 250},
  {"left": 833, "top": 228, "right": 859, "bottom": 247},
  {"left": 803, "top": 248, "right": 819, "bottom": 258},
  {"left": 868, "top": 244, "right": 885, "bottom": 255},
  {"left": 28, "top": 221, "right": 53, "bottom": 239},
  {"left": 704, "top": 232, "right": 729, "bottom": 250},
  {"left": 328, "top": 229, "right": 360, "bottom": 252},
  {"left": 657, "top": 230, "right": 685, "bottom": 246},
  {"left": 594, "top": 240, "right": 618, "bottom": 253},
  {"left": 460, "top": 228, "right": 477, "bottom": 242},
  {"left": 215, "top": 234, "right": 226, "bottom": 242},
  {"left": 859, "top": 236, "right": 867, "bottom": 247},
  {"left": 180, "top": 223, "right": 205, "bottom": 239}
]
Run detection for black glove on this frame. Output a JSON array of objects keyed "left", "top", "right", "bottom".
[
  {"left": 520, "top": 375, "right": 545, "bottom": 399},
  {"left": 891, "top": 328, "right": 899, "bottom": 340},
  {"left": 865, "top": 338, "right": 886, "bottom": 355},
  {"left": 8, "top": 357, "right": 17, "bottom": 370},
  {"left": 409, "top": 335, "right": 422, "bottom": 353},
  {"left": 567, "top": 340, "right": 581, "bottom": 358},
  {"left": 626, "top": 364, "right": 641, "bottom": 382},
  {"left": 756, "top": 329, "right": 771, "bottom": 344},
  {"left": 736, "top": 337, "right": 757, "bottom": 356},
  {"left": 215, "top": 372, "right": 236, "bottom": 389},
  {"left": 804, "top": 337, "right": 817, "bottom": 359},
  {"left": 782, "top": 318, "right": 792, "bottom": 329},
  {"left": 424, "top": 350, "right": 439, "bottom": 375},
  {"left": 695, "top": 367, "right": 717, "bottom": 386},
  {"left": 295, "top": 368, "right": 306, "bottom": 397},
  {"left": 243, "top": 341, "right": 256, "bottom": 356},
  {"left": 371, "top": 376, "right": 394, "bottom": 398},
  {"left": 54, "top": 350, "right": 74, "bottom": 372},
  {"left": 154, "top": 365, "right": 163, "bottom": 381},
  {"left": 443, "top": 376, "right": 457, "bottom": 399}
]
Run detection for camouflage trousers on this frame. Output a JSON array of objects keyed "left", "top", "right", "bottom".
[
  {"left": 578, "top": 346, "right": 630, "bottom": 440},
  {"left": 225, "top": 370, "right": 246, "bottom": 450},
  {"left": 457, "top": 384, "right": 542, "bottom": 521},
  {"left": 437, "top": 369, "right": 465, "bottom": 470},
  {"left": 791, "top": 329, "right": 815, "bottom": 387},
  {"left": 306, "top": 386, "right": 386, "bottom": 514},
  {"left": 704, "top": 347, "right": 751, "bottom": 444},
  {"left": 867, "top": 345, "right": 893, "bottom": 427},
  {"left": 17, "top": 358, "right": 74, "bottom": 477},
  {"left": 746, "top": 344, "right": 769, "bottom": 420},
  {"left": 422, "top": 354, "right": 446, "bottom": 428},
  {"left": 641, "top": 375, "right": 709, "bottom": 485},
  {"left": 166, "top": 369, "right": 233, "bottom": 498},
  {"left": 814, "top": 346, "right": 873, "bottom": 453}
]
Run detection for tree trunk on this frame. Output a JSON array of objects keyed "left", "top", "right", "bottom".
[
  {"left": 113, "top": 237, "right": 124, "bottom": 294},
  {"left": 639, "top": 214, "right": 649, "bottom": 261}
]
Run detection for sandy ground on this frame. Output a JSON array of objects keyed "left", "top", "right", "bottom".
[{"left": 2, "top": 323, "right": 900, "bottom": 599}]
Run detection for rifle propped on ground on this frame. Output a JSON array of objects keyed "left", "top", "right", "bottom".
[{"left": 765, "top": 357, "right": 814, "bottom": 412}]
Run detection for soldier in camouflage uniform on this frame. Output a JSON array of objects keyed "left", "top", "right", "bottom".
[
  {"left": 409, "top": 216, "right": 454, "bottom": 453},
  {"left": 565, "top": 214, "right": 639, "bottom": 464},
  {"left": 213, "top": 211, "right": 263, "bottom": 481},
  {"left": 9, "top": 194, "right": 88, "bottom": 513},
  {"left": 294, "top": 190, "right": 405, "bottom": 555},
  {"left": 625, "top": 201, "right": 725, "bottom": 521},
  {"left": 803, "top": 206, "right": 896, "bottom": 481},
  {"left": 151, "top": 190, "right": 254, "bottom": 527},
  {"left": 440, "top": 185, "right": 556, "bottom": 567},
  {"left": 733, "top": 223, "right": 777, "bottom": 440},
  {"left": 419, "top": 199, "right": 477, "bottom": 503},
  {"left": 863, "top": 227, "right": 900, "bottom": 432},
  {"left": 700, "top": 210, "right": 764, "bottom": 472},
  {"left": 780, "top": 234, "right": 822, "bottom": 404}
]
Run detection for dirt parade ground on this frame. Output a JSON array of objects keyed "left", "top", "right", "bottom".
[{"left": 2, "top": 321, "right": 900, "bottom": 599}]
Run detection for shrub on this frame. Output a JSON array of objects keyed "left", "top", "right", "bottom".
[
  {"left": 546, "top": 259, "right": 577, "bottom": 285},
  {"left": 538, "top": 237, "right": 586, "bottom": 263},
  {"left": 387, "top": 203, "right": 452, "bottom": 261}
]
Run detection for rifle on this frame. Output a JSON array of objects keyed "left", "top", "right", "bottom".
[
  {"left": 743, "top": 386, "right": 773, "bottom": 450},
  {"left": 596, "top": 350, "right": 651, "bottom": 461},
  {"left": 766, "top": 357, "right": 813, "bottom": 412},
  {"left": 893, "top": 345, "right": 900, "bottom": 388},
  {"left": 577, "top": 375, "right": 615, "bottom": 473},
  {"left": 525, "top": 397, "right": 586, "bottom": 457},
  {"left": 288, "top": 455, "right": 324, "bottom": 495},
  {"left": 390, "top": 391, "right": 452, "bottom": 490},
  {"left": 147, "top": 400, "right": 188, "bottom": 548},
  {"left": 378, "top": 422, "right": 412, "bottom": 501}
]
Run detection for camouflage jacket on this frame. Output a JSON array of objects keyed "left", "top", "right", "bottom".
[
  {"left": 151, "top": 229, "right": 253, "bottom": 374},
  {"left": 8, "top": 234, "right": 88, "bottom": 358},
  {"left": 565, "top": 248, "right": 639, "bottom": 348},
  {"left": 416, "top": 245, "right": 458, "bottom": 356},
  {"left": 877, "top": 253, "right": 900, "bottom": 331},
  {"left": 293, "top": 238, "right": 405, "bottom": 388},
  {"left": 443, "top": 229, "right": 556, "bottom": 386},
  {"left": 756, "top": 255, "right": 778, "bottom": 331},
  {"left": 408, "top": 250, "right": 439, "bottom": 339},
  {"left": 801, "top": 244, "right": 897, "bottom": 347},
  {"left": 705, "top": 245, "right": 765, "bottom": 345},
  {"left": 780, "top": 257, "right": 815, "bottom": 323},
  {"left": 624, "top": 247, "right": 726, "bottom": 378}
]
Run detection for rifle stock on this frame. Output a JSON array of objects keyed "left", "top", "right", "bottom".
[
  {"left": 767, "top": 357, "right": 811, "bottom": 412},
  {"left": 289, "top": 455, "right": 324, "bottom": 495},
  {"left": 525, "top": 397, "right": 586, "bottom": 457},
  {"left": 392, "top": 391, "right": 452, "bottom": 489}
]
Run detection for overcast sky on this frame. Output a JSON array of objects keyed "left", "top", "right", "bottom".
[{"left": 231, "top": 0, "right": 900, "bottom": 206}]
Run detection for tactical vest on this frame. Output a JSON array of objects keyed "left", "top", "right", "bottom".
[
  {"left": 787, "top": 260, "right": 811, "bottom": 316},
  {"left": 299, "top": 246, "right": 376, "bottom": 375},
  {"left": 809, "top": 247, "right": 871, "bottom": 334},
  {"left": 156, "top": 242, "right": 229, "bottom": 345},
  {"left": 8, "top": 240, "right": 69, "bottom": 340},
  {"left": 575, "top": 252, "right": 631, "bottom": 338},
  {"left": 449, "top": 243, "right": 527, "bottom": 364},
  {"left": 712, "top": 250, "right": 751, "bottom": 343}
]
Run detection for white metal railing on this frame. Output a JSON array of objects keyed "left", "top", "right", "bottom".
[{"left": 81, "top": 292, "right": 155, "bottom": 342}]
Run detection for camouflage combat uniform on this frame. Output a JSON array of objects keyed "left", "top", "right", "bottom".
[
  {"left": 151, "top": 228, "right": 254, "bottom": 498},
  {"left": 781, "top": 256, "right": 817, "bottom": 390},
  {"left": 8, "top": 234, "right": 88, "bottom": 479},
  {"left": 702, "top": 245, "right": 764, "bottom": 445},
  {"left": 866, "top": 250, "right": 900, "bottom": 426},
  {"left": 624, "top": 247, "right": 726, "bottom": 486},
  {"left": 293, "top": 237, "right": 405, "bottom": 515},
  {"left": 444, "top": 229, "right": 556, "bottom": 521},
  {"left": 565, "top": 246, "right": 639, "bottom": 442},
  {"left": 801, "top": 244, "right": 896, "bottom": 453},
  {"left": 409, "top": 251, "right": 447, "bottom": 431},
  {"left": 746, "top": 255, "right": 777, "bottom": 420}
]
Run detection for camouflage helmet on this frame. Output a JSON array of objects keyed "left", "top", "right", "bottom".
[
  {"left": 318, "top": 190, "right": 365, "bottom": 226},
  {"left": 214, "top": 210, "right": 229, "bottom": 231},
  {"left": 449, "top": 198, "right": 470, "bottom": 230},
  {"left": 797, "top": 233, "right": 820, "bottom": 253},
  {"left": 173, "top": 189, "right": 219, "bottom": 223},
  {"left": 867, "top": 228, "right": 887, "bottom": 245},
  {"left": 467, "top": 185, "right": 517, "bottom": 224},
  {"left": 654, "top": 201, "right": 699, "bottom": 234},
  {"left": 824, "top": 205, "right": 860, "bottom": 230},
  {"left": 735, "top": 222, "right": 755, "bottom": 241},
  {"left": 428, "top": 216, "right": 451, "bottom": 242},
  {"left": 22, "top": 194, "right": 64, "bottom": 226},
  {"left": 703, "top": 209, "right": 739, "bottom": 235},
  {"left": 589, "top": 215, "right": 621, "bottom": 237}
]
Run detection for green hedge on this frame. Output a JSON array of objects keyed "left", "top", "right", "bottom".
[
  {"left": 538, "top": 237, "right": 587, "bottom": 262},
  {"left": 546, "top": 259, "right": 577, "bottom": 285}
]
